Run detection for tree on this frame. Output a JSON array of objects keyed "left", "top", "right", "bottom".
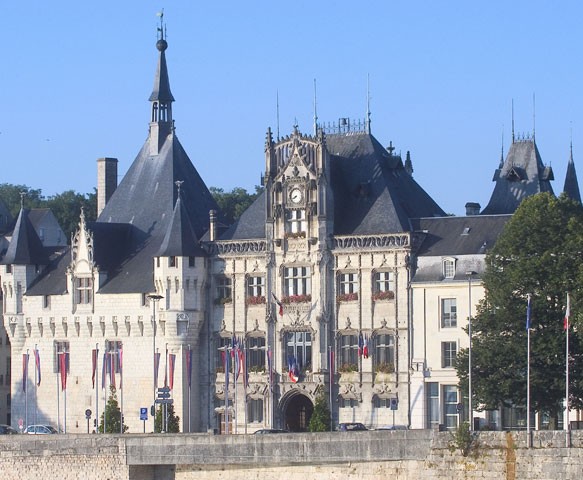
[
  {"left": 45, "top": 189, "right": 97, "bottom": 239},
  {"left": 0, "top": 183, "right": 44, "bottom": 216},
  {"left": 98, "top": 385, "right": 128, "bottom": 433},
  {"left": 456, "top": 193, "right": 583, "bottom": 421},
  {"left": 154, "top": 402, "right": 180, "bottom": 433},
  {"left": 210, "top": 186, "right": 263, "bottom": 225},
  {"left": 308, "top": 394, "right": 331, "bottom": 432}
]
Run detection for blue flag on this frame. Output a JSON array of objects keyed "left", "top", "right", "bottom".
[{"left": 526, "top": 294, "right": 532, "bottom": 330}]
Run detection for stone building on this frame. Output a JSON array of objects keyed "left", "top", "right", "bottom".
[{"left": 0, "top": 28, "right": 580, "bottom": 434}]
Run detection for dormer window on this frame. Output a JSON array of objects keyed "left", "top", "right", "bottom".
[
  {"left": 75, "top": 277, "right": 93, "bottom": 305},
  {"left": 442, "top": 258, "right": 456, "bottom": 279},
  {"left": 169, "top": 256, "right": 177, "bottom": 268},
  {"left": 286, "top": 209, "right": 306, "bottom": 237}
]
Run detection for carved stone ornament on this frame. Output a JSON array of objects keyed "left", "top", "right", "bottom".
[
  {"left": 333, "top": 234, "right": 410, "bottom": 250},
  {"left": 211, "top": 240, "right": 267, "bottom": 255},
  {"left": 339, "top": 383, "right": 362, "bottom": 401},
  {"left": 373, "top": 383, "right": 394, "bottom": 396}
]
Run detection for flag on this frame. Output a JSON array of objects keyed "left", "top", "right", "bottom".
[
  {"left": 526, "top": 294, "right": 532, "bottom": 330},
  {"left": 564, "top": 293, "right": 571, "bottom": 331},
  {"left": 234, "top": 342, "right": 241, "bottom": 381},
  {"left": 154, "top": 351, "right": 161, "bottom": 388},
  {"left": 186, "top": 347, "right": 193, "bottom": 389},
  {"left": 34, "top": 348, "right": 41, "bottom": 386},
  {"left": 22, "top": 353, "right": 29, "bottom": 393},
  {"left": 59, "top": 352, "right": 68, "bottom": 391},
  {"left": 272, "top": 293, "right": 284, "bottom": 317},
  {"left": 91, "top": 349, "right": 97, "bottom": 389},
  {"left": 101, "top": 352, "right": 107, "bottom": 389},
  {"left": 363, "top": 335, "right": 369, "bottom": 359},
  {"left": 164, "top": 348, "right": 168, "bottom": 388},
  {"left": 168, "top": 353, "right": 176, "bottom": 390},
  {"left": 118, "top": 349, "right": 123, "bottom": 390},
  {"left": 358, "top": 332, "right": 364, "bottom": 357},
  {"left": 109, "top": 352, "right": 116, "bottom": 389},
  {"left": 225, "top": 346, "right": 230, "bottom": 393},
  {"left": 241, "top": 346, "right": 248, "bottom": 390},
  {"left": 288, "top": 355, "right": 299, "bottom": 383}
]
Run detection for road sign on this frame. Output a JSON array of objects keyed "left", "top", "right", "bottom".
[
  {"left": 155, "top": 398, "right": 174, "bottom": 404},
  {"left": 85, "top": 409, "right": 92, "bottom": 419},
  {"left": 140, "top": 407, "right": 148, "bottom": 421},
  {"left": 158, "top": 386, "right": 171, "bottom": 393},
  {"left": 456, "top": 403, "right": 464, "bottom": 413},
  {"left": 157, "top": 392, "right": 171, "bottom": 399}
]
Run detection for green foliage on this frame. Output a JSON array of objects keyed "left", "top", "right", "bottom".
[
  {"left": 98, "top": 385, "right": 128, "bottom": 433},
  {"left": 0, "top": 183, "right": 96, "bottom": 240},
  {"left": 448, "top": 422, "right": 477, "bottom": 457},
  {"left": 210, "top": 186, "right": 263, "bottom": 225},
  {"left": 154, "top": 402, "right": 180, "bottom": 433},
  {"left": 456, "top": 193, "right": 583, "bottom": 417},
  {"left": 308, "top": 394, "right": 331, "bottom": 432}
]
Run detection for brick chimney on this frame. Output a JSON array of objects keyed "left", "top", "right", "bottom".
[{"left": 97, "top": 157, "right": 118, "bottom": 216}]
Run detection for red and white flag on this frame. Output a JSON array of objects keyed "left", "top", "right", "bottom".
[{"left": 564, "top": 293, "right": 571, "bottom": 331}]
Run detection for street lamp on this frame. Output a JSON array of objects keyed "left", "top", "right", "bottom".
[
  {"left": 148, "top": 293, "right": 163, "bottom": 430},
  {"left": 466, "top": 271, "right": 476, "bottom": 431}
]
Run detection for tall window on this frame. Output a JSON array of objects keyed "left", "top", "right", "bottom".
[
  {"left": 285, "top": 331, "right": 312, "bottom": 370},
  {"left": 54, "top": 341, "right": 69, "bottom": 374},
  {"left": 441, "top": 298, "right": 457, "bottom": 328},
  {"left": 338, "top": 273, "right": 358, "bottom": 294},
  {"left": 169, "top": 256, "right": 177, "bottom": 267},
  {"left": 247, "top": 336, "right": 266, "bottom": 370},
  {"left": 216, "top": 277, "right": 232, "bottom": 303},
  {"left": 441, "top": 341, "right": 457, "bottom": 368},
  {"left": 106, "top": 340, "right": 122, "bottom": 373},
  {"left": 247, "top": 276, "right": 265, "bottom": 298},
  {"left": 339, "top": 334, "right": 358, "bottom": 367},
  {"left": 287, "top": 209, "right": 307, "bottom": 234},
  {"left": 443, "top": 385, "right": 459, "bottom": 429},
  {"left": 75, "top": 277, "right": 92, "bottom": 305},
  {"left": 375, "top": 271, "right": 394, "bottom": 293},
  {"left": 443, "top": 258, "right": 455, "bottom": 279},
  {"left": 284, "top": 267, "right": 311, "bottom": 297},
  {"left": 427, "top": 382, "right": 440, "bottom": 428},
  {"left": 375, "top": 334, "right": 395, "bottom": 367},
  {"left": 248, "top": 399, "right": 264, "bottom": 423}
]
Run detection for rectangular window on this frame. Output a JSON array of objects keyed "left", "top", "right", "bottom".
[
  {"left": 373, "top": 397, "right": 391, "bottom": 408},
  {"left": 443, "top": 259, "right": 455, "bottom": 279},
  {"left": 427, "top": 382, "right": 440, "bottom": 428},
  {"left": 443, "top": 385, "right": 459, "bottom": 430},
  {"left": 169, "top": 256, "right": 177, "bottom": 268},
  {"left": 247, "top": 276, "right": 265, "bottom": 298},
  {"left": 441, "top": 341, "right": 457, "bottom": 368},
  {"left": 247, "top": 336, "right": 266, "bottom": 370},
  {"left": 339, "top": 273, "right": 358, "bottom": 294},
  {"left": 216, "top": 277, "right": 232, "bottom": 303},
  {"left": 287, "top": 209, "right": 307, "bottom": 234},
  {"left": 54, "top": 341, "right": 70, "bottom": 374},
  {"left": 106, "top": 340, "right": 122, "bottom": 373},
  {"left": 339, "top": 397, "right": 357, "bottom": 408},
  {"left": 188, "top": 256, "right": 195, "bottom": 267},
  {"left": 375, "top": 334, "right": 395, "bottom": 367},
  {"left": 285, "top": 331, "right": 312, "bottom": 371},
  {"left": 441, "top": 298, "right": 457, "bottom": 328},
  {"left": 339, "top": 334, "right": 358, "bottom": 367},
  {"left": 248, "top": 399, "right": 264, "bottom": 423},
  {"left": 375, "top": 271, "right": 394, "bottom": 292},
  {"left": 43, "top": 295, "right": 50, "bottom": 309},
  {"left": 75, "top": 277, "right": 92, "bottom": 305},
  {"left": 284, "top": 266, "right": 311, "bottom": 297}
]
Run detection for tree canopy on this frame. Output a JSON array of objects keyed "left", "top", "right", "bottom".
[
  {"left": 210, "top": 185, "right": 263, "bottom": 225},
  {"left": 456, "top": 193, "right": 583, "bottom": 418}
]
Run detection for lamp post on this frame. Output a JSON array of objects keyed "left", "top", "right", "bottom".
[
  {"left": 148, "top": 294, "right": 163, "bottom": 430},
  {"left": 466, "top": 271, "right": 476, "bottom": 431}
]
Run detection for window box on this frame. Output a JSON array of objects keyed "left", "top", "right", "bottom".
[
  {"left": 281, "top": 294, "right": 312, "bottom": 304},
  {"left": 246, "top": 295, "right": 266, "bottom": 306},
  {"left": 285, "top": 231, "right": 306, "bottom": 239},
  {"left": 338, "top": 363, "right": 358, "bottom": 373},
  {"left": 372, "top": 290, "right": 395, "bottom": 301},
  {"left": 375, "top": 362, "right": 395, "bottom": 374},
  {"left": 337, "top": 292, "right": 358, "bottom": 303}
]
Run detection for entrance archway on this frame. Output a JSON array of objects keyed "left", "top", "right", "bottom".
[{"left": 282, "top": 393, "right": 314, "bottom": 432}]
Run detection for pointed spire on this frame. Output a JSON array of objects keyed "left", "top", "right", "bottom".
[
  {"left": 1, "top": 208, "right": 48, "bottom": 265},
  {"left": 404, "top": 151, "right": 413, "bottom": 176},
  {"left": 563, "top": 141, "right": 582, "bottom": 203}
]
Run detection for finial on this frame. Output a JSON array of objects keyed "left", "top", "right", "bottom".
[
  {"left": 313, "top": 79, "right": 318, "bottom": 136},
  {"left": 19, "top": 191, "right": 26, "bottom": 210},
  {"left": 532, "top": 92, "right": 536, "bottom": 141},
  {"left": 156, "top": 10, "right": 168, "bottom": 51},
  {"left": 511, "top": 98, "right": 515, "bottom": 143},
  {"left": 387, "top": 141, "right": 395, "bottom": 155},
  {"left": 570, "top": 121, "right": 573, "bottom": 162},
  {"left": 276, "top": 90, "right": 280, "bottom": 141},
  {"left": 175, "top": 180, "right": 184, "bottom": 197},
  {"left": 366, "top": 74, "right": 371, "bottom": 134}
]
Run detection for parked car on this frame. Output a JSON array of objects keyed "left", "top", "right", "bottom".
[
  {"left": 253, "top": 429, "right": 289, "bottom": 434},
  {"left": 339, "top": 422, "right": 367, "bottom": 431},
  {"left": 0, "top": 424, "right": 19, "bottom": 434},
  {"left": 375, "top": 425, "right": 409, "bottom": 431},
  {"left": 24, "top": 425, "right": 58, "bottom": 434}
]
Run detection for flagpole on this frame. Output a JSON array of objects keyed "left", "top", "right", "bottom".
[
  {"left": 34, "top": 344, "right": 38, "bottom": 428},
  {"left": 565, "top": 292, "right": 570, "bottom": 443},
  {"left": 188, "top": 344, "right": 191, "bottom": 433},
  {"left": 64, "top": 354, "right": 67, "bottom": 434},
  {"left": 329, "top": 346, "right": 334, "bottom": 432},
  {"left": 25, "top": 350, "right": 29, "bottom": 430},
  {"left": 56, "top": 355, "right": 60, "bottom": 434},
  {"left": 526, "top": 294, "right": 531, "bottom": 448},
  {"left": 120, "top": 349, "right": 123, "bottom": 434},
  {"left": 95, "top": 344, "right": 99, "bottom": 434}
]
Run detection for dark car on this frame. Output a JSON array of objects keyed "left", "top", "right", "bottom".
[
  {"left": 339, "top": 422, "right": 367, "bottom": 431},
  {"left": 253, "top": 429, "right": 289, "bottom": 434},
  {"left": 0, "top": 424, "right": 19, "bottom": 434}
]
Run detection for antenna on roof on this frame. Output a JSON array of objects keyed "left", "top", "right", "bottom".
[
  {"left": 366, "top": 74, "right": 371, "bottom": 134},
  {"left": 532, "top": 92, "right": 536, "bottom": 141},
  {"left": 313, "top": 79, "right": 318, "bottom": 136},
  {"left": 511, "top": 98, "right": 515, "bottom": 143},
  {"left": 500, "top": 126, "right": 505, "bottom": 166},
  {"left": 276, "top": 90, "right": 280, "bottom": 141},
  {"left": 570, "top": 121, "right": 574, "bottom": 162}
]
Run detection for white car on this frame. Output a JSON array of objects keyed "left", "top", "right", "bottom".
[{"left": 24, "top": 425, "right": 58, "bottom": 434}]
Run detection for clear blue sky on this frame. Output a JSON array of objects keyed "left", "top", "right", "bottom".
[{"left": 3, "top": 1, "right": 582, "bottom": 215}]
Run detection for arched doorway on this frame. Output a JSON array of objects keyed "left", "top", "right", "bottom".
[{"left": 282, "top": 392, "right": 314, "bottom": 432}]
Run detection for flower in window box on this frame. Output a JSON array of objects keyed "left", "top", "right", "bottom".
[
  {"left": 284, "top": 231, "right": 306, "bottom": 239},
  {"left": 372, "top": 290, "right": 395, "bottom": 301},
  {"left": 214, "top": 297, "right": 232, "bottom": 305},
  {"left": 281, "top": 294, "right": 312, "bottom": 304},
  {"left": 337, "top": 292, "right": 358, "bottom": 303},
  {"left": 375, "top": 362, "right": 395, "bottom": 374},
  {"left": 338, "top": 363, "right": 358, "bottom": 373},
  {"left": 246, "top": 295, "right": 266, "bottom": 306},
  {"left": 216, "top": 366, "right": 225, "bottom": 374},
  {"left": 249, "top": 365, "right": 266, "bottom": 373}
]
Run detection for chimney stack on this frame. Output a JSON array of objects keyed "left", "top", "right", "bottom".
[
  {"left": 209, "top": 210, "right": 217, "bottom": 241},
  {"left": 465, "top": 202, "right": 481, "bottom": 216},
  {"left": 97, "top": 157, "right": 118, "bottom": 217}
]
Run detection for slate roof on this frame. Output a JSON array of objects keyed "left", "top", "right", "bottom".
[
  {"left": 157, "top": 195, "right": 205, "bottom": 257},
  {"left": 481, "top": 139, "right": 554, "bottom": 215},
  {"left": 563, "top": 149, "right": 581, "bottom": 203},
  {"left": 219, "top": 191, "right": 266, "bottom": 240},
  {"left": 0, "top": 209, "right": 50, "bottom": 265}
]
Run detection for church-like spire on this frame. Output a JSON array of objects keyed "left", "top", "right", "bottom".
[
  {"left": 563, "top": 142, "right": 582, "bottom": 203},
  {"left": 149, "top": 12, "right": 175, "bottom": 155}
]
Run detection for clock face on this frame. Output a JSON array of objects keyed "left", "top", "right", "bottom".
[{"left": 290, "top": 188, "right": 303, "bottom": 204}]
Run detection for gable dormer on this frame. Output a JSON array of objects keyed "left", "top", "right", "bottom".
[{"left": 68, "top": 209, "right": 97, "bottom": 311}]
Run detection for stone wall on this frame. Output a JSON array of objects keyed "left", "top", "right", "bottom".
[{"left": 0, "top": 430, "right": 581, "bottom": 480}]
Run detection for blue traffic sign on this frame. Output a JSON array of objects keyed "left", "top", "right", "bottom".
[{"left": 140, "top": 407, "right": 148, "bottom": 421}]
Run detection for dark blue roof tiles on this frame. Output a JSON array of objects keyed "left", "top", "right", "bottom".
[
  {"left": 563, "top": 152, "right": 581, "bottom": 203},
  {"left": 149, "top": 41, "right": 175, "bottom": 103},
  {"left": 1, "top": 209, "right": 49, "bottom": 265},
  {"left": 218, "top": 192, "right": 266, "bottom": 241},
  {"left": 157, "top": 196, "right": 205, "bottom": 257}
]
